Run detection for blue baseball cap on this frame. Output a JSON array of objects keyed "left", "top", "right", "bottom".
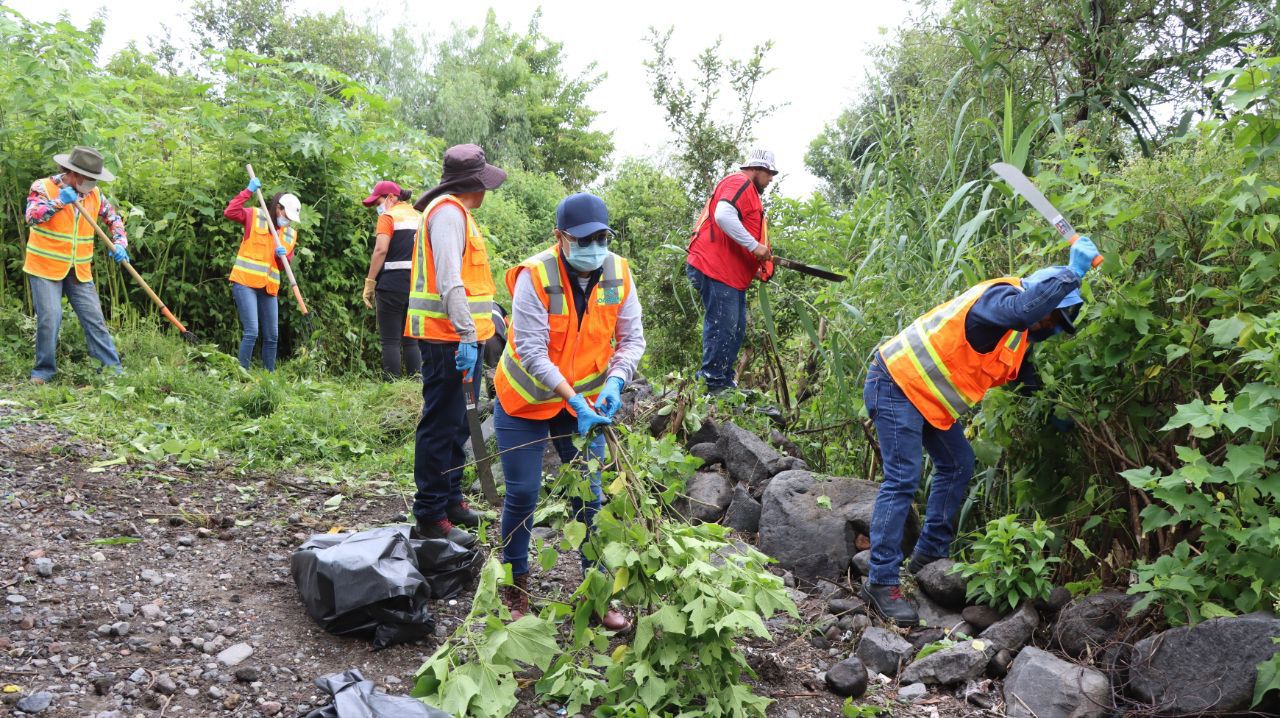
[
  {"left": 1024, "top": 267, "right": 1084, "bottom": 334},
  {"left": 555, "top": 192, "right": 612, "bottom": 237}
]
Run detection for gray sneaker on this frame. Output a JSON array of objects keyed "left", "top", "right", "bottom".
[{"left": 862, "top": 582, "right": 919, "bottom": 626}]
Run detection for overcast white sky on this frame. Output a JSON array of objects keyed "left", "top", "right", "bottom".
[{"left": 5, "top": 0, "right": 918, "bottom": 196}]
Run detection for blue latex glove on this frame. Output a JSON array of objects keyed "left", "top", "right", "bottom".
[
  {"left": 596, "top": 376, "right": 625, "bottom": 419},
  {"left": 109, "top": 244, "right": 129, "bottom": 264},
  {"left": 568, "top": 393, "right": 612, "bottom": 436},
  {"left": 58, "top": 186, "right": 78, "bottom": 205},
  {"left": 1069, "top": 236, "right": 1100, "bottom": 278},
  {"left": 247, "top": 178, "right": 261, "bottom": 193},
  {"left": 454, "top": 341, "right": 479, "bottom": 382},
  {"left": 274, "top": 245, "right": 287, "bottom": 258}
]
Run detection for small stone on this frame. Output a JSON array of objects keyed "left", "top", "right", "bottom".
[
  {"left": 92, "top": 674, "right": 115, "bottom": 694},
  {"left": 5, "top": 594, "right": 26, "bottom": 605},
  {"left": 829, "top": 597, "right": 866, "bottom": 616},
  {"left": 167, "top": 636, "right": 183, "bottom": 649},
  {"left": 898, "top": 682, "right": 928, "bottom": 700},
  {"left": 112, "top": 621, "right": 131, "bottom": 637},
  {"left": 962, "top": 605, "right": 1003, "bottom": 632},
  {"left": 261, "top": 701, "right": 283, "bottom": 716},
  {"left": 154, "top": 674, "right": 177, "bottom": 695},
  {"left": 129, "top": 667, "right": 147, "bottom": 683},
  {"left": 851, "top": 550, "right": 871, "bottom": 576},
  {"left": 91, "top": 552, "right": 106, "bottom": 562},
  {"left": 218, "top": 530, "right": 234, "bottom": 541},
  {"left": 19, "top": 616, "right": 34, "bottom": 630},
  {"left": 222, "top": 693, "right": 241, "bottom": 709},
  {"left": 140, "top": 604, "right": 163, "bottom": 621},
  {"left": 234, "top": 666, "right": 259, "bottom": 682},
  {"left": 117, "top": 602, "right": 135, "bottom": 617},
  {"left": 34, "top": 558, "right": 54, "bottom": 577},
  {"left": 216, "top": 642, "right": 253, "bottom": 666},
  {"left": 197, "top": 528, "right": 213, "bottom": 538},
  {"left": 207, "top": 685, "right": 225, "bottom": 699},
  {"left": 177, "top": 536, "right": 194, "bottom": 547},
  {"left": 97, "top": 624, "right": 113, "bottom": 636},
  {"left": 160, "top": 545, "right": 176, "bottom": 558},
  {"left": 384, "top": 675, "right": 402, "bottom": 684},
  {"left": 824, "top": 656, "right": 869, "bottom": 697},
  {"left": 15, "top": 691, "right": 54, "bottom": 713}
]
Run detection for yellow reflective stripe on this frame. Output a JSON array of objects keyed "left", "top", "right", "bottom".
[
  {"left": 903, "top": 324, "right": 972, "bottom": 418},
  {"left": 408, "top": 294, "right": 495, "bottom": 319},
  {"left": 29, "top": 225, "right": 80, "bottom": 242},
  {"left": 538, "top": 253, "right": 564, "bottom": 315},
  {"left": 1005, "top": 331, "right": 1024, "bottom": 350},
  {"left": 499, "top": 350, "right": 560, "bottom": 404},
  {"left": 25, "top": 244, "right": 74, "bottom": 261}
]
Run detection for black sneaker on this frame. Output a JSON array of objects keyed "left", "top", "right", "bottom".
[
  {"left": 862, "top": 582, "right": 919, "bottom": 626},
  {"left": 907, "top": 553, "right": 944, "bottom": 575},
  {"left": 412, "top": 518, "right": 476, "bottom": 549},
  {"left": 446, "top": 501, "right": 481, "bottom": 528}
]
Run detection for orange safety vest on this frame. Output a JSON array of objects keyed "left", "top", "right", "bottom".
[
  {"left": 404, "top": 195, "right": 496, "bottom": 342},
  {"left": 24, "top": 179, "right": 102, "bottom": 282},
  {"left": 878, "top": 278, "right": 1029, "bottom": 430},
  {"left": 228, "top": 207, "right": 297, "bottom": 296},
  {"left": 495, "top": 247, "right": 632, "bottom": 420}
]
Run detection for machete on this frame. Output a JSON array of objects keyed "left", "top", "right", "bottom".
[
  {"left": 772, "top": 255, "right": 847, "bottom": 282},
  {"left": 991, "top": 162, "right": 1104, "bottom": 268},
  {"left": 463, "top": 376, "right": 500, "bottom": 506}
]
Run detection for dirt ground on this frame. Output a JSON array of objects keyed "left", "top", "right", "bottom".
[{"left": 0, "top": 401, "right": 980, "bottom": 717}]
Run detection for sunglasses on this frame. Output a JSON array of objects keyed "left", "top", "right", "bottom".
[{"left": 562, "top": 230, "right": 613, "bottom": 248}]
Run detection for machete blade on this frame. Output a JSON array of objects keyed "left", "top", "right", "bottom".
[{"left": 773, "top": 256, "right": 847, "bottom": 282}]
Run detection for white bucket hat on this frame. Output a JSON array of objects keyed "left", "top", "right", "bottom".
[{"left": 740, "top": 149, "right": 778, "bottom": 175}]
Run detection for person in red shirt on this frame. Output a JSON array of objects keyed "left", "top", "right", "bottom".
[{"left": 685, "top": 149, "right": 778, "bottom": 392}]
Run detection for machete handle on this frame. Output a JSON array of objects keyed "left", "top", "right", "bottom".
[{"left": 1068, "top": 235, "right": 1105, "bottom": 268}]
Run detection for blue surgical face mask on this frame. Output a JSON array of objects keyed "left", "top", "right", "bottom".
[
  {"left": 565, "top": 242, "right": 608, "bottom": 273},
  {"left": 277, "top": 216, "right": 291, "bottom": 228},
  {"left": 376, "top": 204, "right": 387, "bottom": 216}
]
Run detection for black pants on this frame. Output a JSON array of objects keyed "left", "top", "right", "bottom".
[
  {"left": 375, "top": 289, "right": 422, "bottom": 379},
  {"left": 413, "top": 341, "right": 481, "bottom": 523}
]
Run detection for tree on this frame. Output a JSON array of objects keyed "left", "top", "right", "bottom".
[
  {"left": 644, "top": 28, "right": 780, "bottom": 199},
  {"left": 410, "top": 10, "right": 613, "bottom": 187}
]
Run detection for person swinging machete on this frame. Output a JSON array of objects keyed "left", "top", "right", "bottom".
[{"left": 861, "top": 237, "right": 1101, "bottom": 625}]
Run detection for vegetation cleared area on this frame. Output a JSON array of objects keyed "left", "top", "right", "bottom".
[{"left": 2, "top": 0, "right": 1280, "bottom": 716}]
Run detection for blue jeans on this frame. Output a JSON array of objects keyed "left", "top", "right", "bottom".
[
  {"left": 495, "top": 401, "right": 604, "bottom": 577},
  {"left": 29, "top": 274, "right": 122, "bottom": 381},
  {"left": 686, "top": 264, "right": 746, "bottom": 391},
  {"left": 865, "top": 359, "right": 975, "bottom": 586},
  {"left": 413, "top": 341, "right": 481, "bottom": 522},
  {"left": 231, "top": 283, "right": 279, "bottom": 371}
]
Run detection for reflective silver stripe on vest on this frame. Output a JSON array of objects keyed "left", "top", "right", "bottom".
[
  {"left": 382, "top": 260, "right": 412, "bottom": 270},
  {"left": 573, "top": 371, "right": 608, "bottom": 395},
  {"left": 599, "top": 256, "right": 623, "bottom": 288},
  {"left": 407, "top": 295, "right": 495, "bottom": 316},
  {"left": 902, "top": 322, "right": 973, "bottom": 418},
  {"left": 500, "top": 350, "right": 559, "bottom": 403},
  {"left": 234, "top": 257, "right": 270, "bottom": 273},
  {"left": 539, "top": 253, "right": 564, "bottom": 315}
]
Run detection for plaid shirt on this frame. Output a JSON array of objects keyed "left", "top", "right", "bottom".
[{"left": 25, "top": 173, "right": 127, "bottom": 247}]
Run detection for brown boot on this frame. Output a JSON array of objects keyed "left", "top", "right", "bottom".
[
  {"left": 502, "top": 573, "right": 529, "bottom": 621},
  {"left": 592, "top": 605, "right": 632, "bottom": 632}
]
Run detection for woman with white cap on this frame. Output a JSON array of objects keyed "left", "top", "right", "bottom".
[
  {"left": 223, "top": 178, "right": 300, "bottom": 372},
  {"left": 493, "top": 192, "right": 646, "bottom": 631}
]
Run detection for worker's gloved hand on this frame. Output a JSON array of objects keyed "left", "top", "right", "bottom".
[
  {"left": 247, "top": 178, "right": 261, "bottom": 193},
  {"left": 1069, "top": 236, "right": 1100, "bottom": 278},
  {"left": 362, "top": 278, "right": 377, "bottom": 309},
  {"left": 58, "top": 186, "right": 78, "bottom": 205},
  {"left": 596, "top": 377, "right": 625, "bottom": 419},
  {"left": 454, "top": 341, "right": 479, "bottom": 382},
  {"left": 274, "top": 246, "right": 287, "bottom": 258},
  {"left": 751, "top": 243, "right": 772, "bottom": 262},
  {"left": 568, "top": 394, "right": 612, "bottom": 436},
  {"left": 109, "top": 244, "right": 129, "bottom": 264}
]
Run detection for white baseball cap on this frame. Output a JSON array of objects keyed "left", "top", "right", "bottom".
[
  {"left": 279, "top": 193, "right": 301, "bottom": 222},
  {"left": 740, "top": 149, "right": 778, "bottom": 175}
]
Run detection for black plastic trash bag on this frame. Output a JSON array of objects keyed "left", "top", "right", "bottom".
[
  {"left": 303, "top": 668, "right": 451, "bottom": 718},
  {"left": 291, "top": 526, "right": 479, "bottom": 649}
]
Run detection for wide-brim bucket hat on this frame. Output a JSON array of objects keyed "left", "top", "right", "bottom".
[{"left": 54, "top": 145, "right": 115, "bottom": 182}]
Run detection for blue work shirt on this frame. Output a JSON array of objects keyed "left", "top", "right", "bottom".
[{"left": 965, "top": 265, "right": 1080, "bottom": 391}]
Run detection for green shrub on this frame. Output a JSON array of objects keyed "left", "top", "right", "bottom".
[{"left": 953, "top": 515, "right": 1059, "bottom": 610}]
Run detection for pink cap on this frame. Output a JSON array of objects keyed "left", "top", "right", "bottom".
[{"left": 362, "top": 180, "right": 402, "bottom": 207}]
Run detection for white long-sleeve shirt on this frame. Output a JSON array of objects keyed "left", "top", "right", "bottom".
[
  {"left": 426, "top": 203, "right": 476, "bottom": 342},
  {"left": 714, "top": 200, "right": 759, "bottom": 252},
  {"left": 509, "top": 264, "right": 645, "bottom": 391}
]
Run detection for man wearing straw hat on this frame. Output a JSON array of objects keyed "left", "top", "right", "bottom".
[{"left": 23, "top": 145, "right": 129, "bottom": 384}]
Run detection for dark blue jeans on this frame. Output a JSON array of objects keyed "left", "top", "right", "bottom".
[
  {"left": 865, "top": 359, "right": 975, "bottom": 586},
  {"left": 231, "top": 283, "right": 279, "bottom": 371},
  {"left": 413, "top": 341, "right": 481, "bottom": 523},
  {"left": 495, "top": 401, "right": 604, "bottom": 577},
  {"left": 28, "top": 274, "right": 122, "bottom": 381},
  {"left": 686, "top": 264, "right": 746, "bottom": 391}
]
